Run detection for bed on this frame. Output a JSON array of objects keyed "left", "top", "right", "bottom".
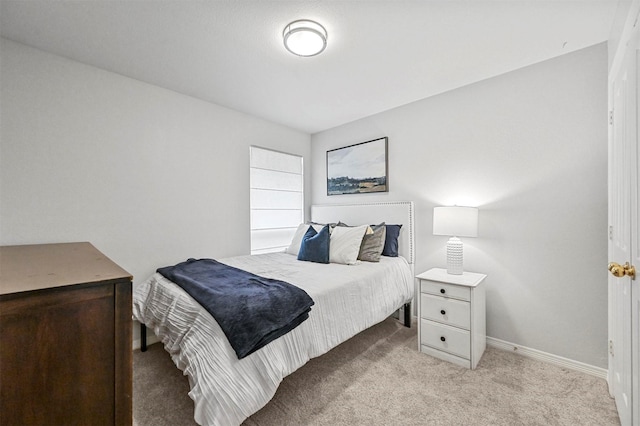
[{"left": 133, "top": 201, "right": 415, "bottom": 426}]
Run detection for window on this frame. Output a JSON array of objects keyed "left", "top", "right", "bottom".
[{"left": 250, "top": 146, "right": 303, "bottom": 254}]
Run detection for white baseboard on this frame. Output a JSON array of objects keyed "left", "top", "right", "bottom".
[{"left": 487, "top": 336, "right": 608, "bottom": 380}]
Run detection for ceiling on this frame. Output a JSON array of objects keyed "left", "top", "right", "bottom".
[{"left": 0, "top": 1, "right": 618, "bottom": 134}]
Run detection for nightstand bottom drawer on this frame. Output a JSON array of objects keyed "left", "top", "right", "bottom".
[{"left": 420, "top": 319, "right": 470, "bottom": 359}]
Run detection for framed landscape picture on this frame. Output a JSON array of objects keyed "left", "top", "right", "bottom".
[{"left": 326, "top": 137, "right": 388, "bottom": 195}]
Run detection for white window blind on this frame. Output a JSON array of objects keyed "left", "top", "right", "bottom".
[{"left": 250, "top": 146, "right": 303, "bottom": 255}]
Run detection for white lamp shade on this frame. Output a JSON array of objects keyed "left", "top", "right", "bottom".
[{"left": 433, "top": 206, "right": 478, "bottom": 237}]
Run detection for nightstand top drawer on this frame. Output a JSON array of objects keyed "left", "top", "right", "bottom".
[
  {"left": 420, "top": 280, "right": 471, "bottom": 301},
  {"left": 416, "top": 268, "right": 486, "bottom": 288}
]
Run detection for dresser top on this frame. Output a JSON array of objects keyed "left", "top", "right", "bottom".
[
  {"left": 416, "top": 267, "right": 486, "bottom": 287},
  {"left": 0, "top": 242, "right": 132, "bottom": 295}
]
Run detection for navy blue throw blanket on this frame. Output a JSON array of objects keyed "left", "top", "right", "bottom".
[{"left": 157, "top": 258, "right": 314, "bottom": 359}]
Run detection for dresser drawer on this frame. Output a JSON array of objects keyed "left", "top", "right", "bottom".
[
  {"left": 421, "top": 293, "right": 470, "bottom": 330},
  {"left": 421, "top": 280, "right": 470, "bottom": 301},
  {"left": 420, "top": 319, "right": 470, "bottom": 360}
]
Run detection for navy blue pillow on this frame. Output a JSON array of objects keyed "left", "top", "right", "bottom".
[
  {"left": 297, "top": 225, "right": 330, "bottom": 264},
  {"left": 382, "top": 224, "right": 402, "bottom": 257}
]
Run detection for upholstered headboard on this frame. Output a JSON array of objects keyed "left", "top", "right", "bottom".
[{"left": 311, "top": 201, "right": 415, "bottom": 265}]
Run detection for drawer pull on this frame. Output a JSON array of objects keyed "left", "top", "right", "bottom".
[
  {"left": 440, "top": 310, "right": 446, "bottom": 315},
  {"left": 440, "top": 288, "right": 446, "bottom": 294},
  {"left": 440, "top": 336, "right": 446, "bottom": 342}
]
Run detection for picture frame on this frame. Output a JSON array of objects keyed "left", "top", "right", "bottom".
[{"left": 326, "top": 137, "right": 388, "bottom": 195}]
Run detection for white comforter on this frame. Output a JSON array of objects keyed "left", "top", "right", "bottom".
[{"left": 133, "top": 252, "right": 414, "bottom": 426}]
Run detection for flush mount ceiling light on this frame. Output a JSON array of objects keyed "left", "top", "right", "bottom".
[{"left": 283, "top": 19, "right": 327, "bottom": 57}]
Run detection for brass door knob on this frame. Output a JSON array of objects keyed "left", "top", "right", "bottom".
[
  {"left": 609, "top": 262, "right": 637, "bottom": 279},
  {"left": 624, "top": 262, "right": 636, "bottom": 279},
  {"left": 609, "top": 262, "right": 626, "bottom": 277}
]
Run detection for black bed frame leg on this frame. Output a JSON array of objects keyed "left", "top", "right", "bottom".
[
  {"left": 403, "top": 303, "right": 411, "bottom": 328},
  {"left": 141, "top": 323, "right": 147, "bottom": 352}
]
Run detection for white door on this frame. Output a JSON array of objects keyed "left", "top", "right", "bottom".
[
  {"left": 633, "top": 33, "right": 640, "bottom": 424},
  {"left": 609, "top": 24, "right": 639, "bottom": 426}
]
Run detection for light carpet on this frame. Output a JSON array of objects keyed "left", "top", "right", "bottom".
[{"left": 133, "top": 317, "right": 620, "bottom": 426}]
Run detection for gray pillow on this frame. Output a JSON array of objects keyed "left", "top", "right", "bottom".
[
  {"left": 358, "top": 223, "right": 386, "bottom": 262},
  {"left": 337, "top": 222, "right": 386, "bottom": 262}
]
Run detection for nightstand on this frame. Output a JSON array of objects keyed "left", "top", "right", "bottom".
[{"left": 416, "top": 268, "right": 486, "bottom": 369}]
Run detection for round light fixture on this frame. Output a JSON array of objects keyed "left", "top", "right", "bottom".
[{"left": 283, "top": 19, "right": 327, "bottom": 57}]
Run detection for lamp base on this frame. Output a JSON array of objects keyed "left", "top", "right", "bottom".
[{"left": 446, "top": 237, "right": 463, "bottom": 275}]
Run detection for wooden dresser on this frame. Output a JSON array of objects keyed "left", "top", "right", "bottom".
[{"left": 0, "top": 242, "right": 132, "bottom": 425}]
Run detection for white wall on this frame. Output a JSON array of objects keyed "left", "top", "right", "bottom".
[
  {"left": 311, "top": 44, "right": 608, "bottom": 368},
  {"left": 0, "top": 38, "right": 311, "bottom": 286}
]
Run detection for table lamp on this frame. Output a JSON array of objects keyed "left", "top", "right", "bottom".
[{"left": 433, "top": 206, "right": 478, "bottom": 275}]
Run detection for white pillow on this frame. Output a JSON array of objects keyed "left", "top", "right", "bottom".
[
  {"left": 329, "top": 225, "right": 368, "bottom": 265},
  {"left": 286, "top": 223, "right": 326, "bottom": 255},
  {"left": 286, "top": 223, "right": 308, "bottom": 255}
]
